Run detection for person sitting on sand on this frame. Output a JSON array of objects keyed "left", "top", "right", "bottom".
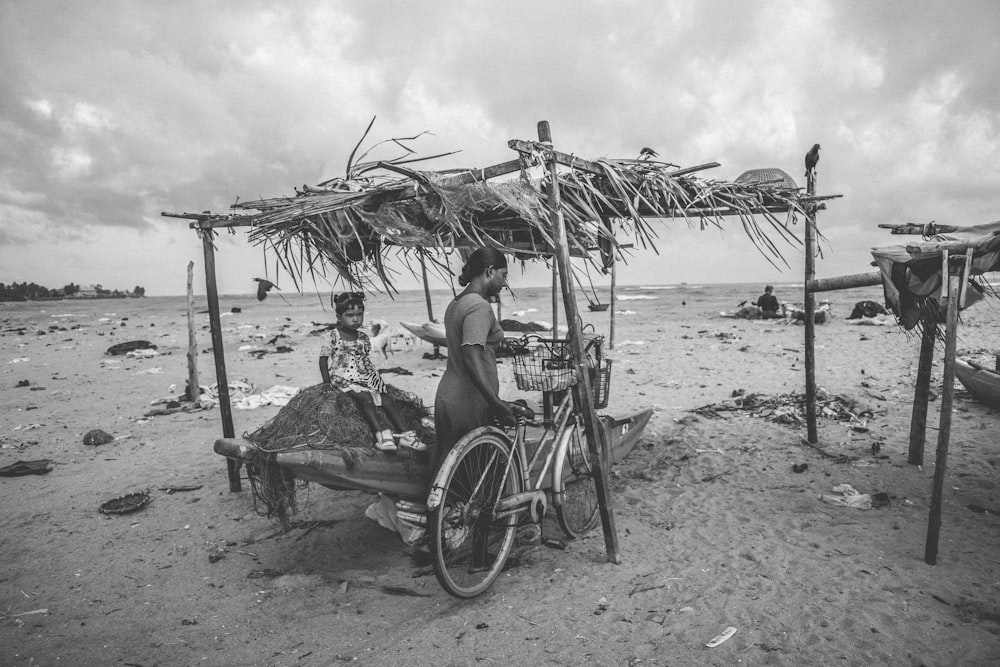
[
  {"left": 755, "top": 285, "right": 780, "bottom": 319},
  {"left": 320, "top": 292, "right": 424, "bottom": 452}
]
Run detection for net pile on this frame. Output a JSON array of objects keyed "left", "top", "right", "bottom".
[{"left": 244, "top": 383, "right": 434, "bottom": 529}]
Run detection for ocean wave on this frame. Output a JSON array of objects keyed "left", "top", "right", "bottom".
[{"left": 616, "top": 295, "right": 658, "bottom": 301}]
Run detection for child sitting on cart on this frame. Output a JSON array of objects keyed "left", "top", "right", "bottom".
[{"left": 320, "top": 292, "right": 424, "bottom": 452}]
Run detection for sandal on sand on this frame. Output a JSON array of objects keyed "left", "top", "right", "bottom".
[
  {"left": 375, "top": 430, "right": 397, "bottom": 452},
  {"left": 395, "top": 431, "right": 427, "bottom": 452}
]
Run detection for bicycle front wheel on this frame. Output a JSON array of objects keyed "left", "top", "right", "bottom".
[
  {"left": 429, "top": 429, "right": 523, "bottom": 598},
  {"left": 555, "top": 422, "right": 601, "bottom": 538}
]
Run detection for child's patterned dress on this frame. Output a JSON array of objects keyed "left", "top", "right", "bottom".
[{"left": 321, "top": 328, "right": 386, "bottom": 405}]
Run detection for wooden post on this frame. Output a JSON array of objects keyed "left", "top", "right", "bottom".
[
  {"left": 201, "top": 231, "right": 241, "bottom": 492},
  {"left": 803, "top": 168, "right": 818, "bottom": 443},
  {"left": 925, "top": 249, "right": 970, "bottom": 565},
  {"left": 609, "top": 248, "right": 617, "bottom": 349},
  {"left": 538, "top": 120, "right": 620, "bottom": 563},
  {"left": 551, "top": 264, "right": 559, "bottom": 338},
  {"left": 186, "top": 261, "right": 200, "bottom": 403},
  {"left": 419, "top": 253, "right": 442, "bottom": 357},
  {"left": 908, "top": 315, "right": 936, "bottom": 466}
]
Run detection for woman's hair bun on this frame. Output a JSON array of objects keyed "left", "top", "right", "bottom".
[{"left": 458, "top": 247, "right": 507, "bottom": 287}]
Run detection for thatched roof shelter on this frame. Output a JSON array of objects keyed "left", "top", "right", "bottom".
[{"left": 171, "top": 129, "right": 836, "bottom": 292}]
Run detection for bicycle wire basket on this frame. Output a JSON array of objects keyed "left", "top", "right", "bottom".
[
  {"left": 511, "top": 336, "right": 612, "bottom": 408},
  {"left": 511, "top": 338, "right": 579, "bottom": 393}
]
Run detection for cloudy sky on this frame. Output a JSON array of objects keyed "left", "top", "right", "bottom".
[{"left": 2, "top": 0, "right": 999, "bottom": 296}]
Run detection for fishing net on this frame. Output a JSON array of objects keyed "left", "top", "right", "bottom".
[{"left": 244, "top": 383, "right": 434, "bottom": 529}]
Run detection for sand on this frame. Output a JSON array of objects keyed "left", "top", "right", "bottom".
[{"left": 1, "top": 290, "right": 999, "bottom": 666}]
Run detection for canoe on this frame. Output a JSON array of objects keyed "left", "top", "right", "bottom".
[
  {"left": 955, "top": 359, "right": 1000, "bottom": 409},
  {"left": 399, "top": 321, "right": 447, "bottom": 347},
  {"left": 215, "top": 408, "right": 653, "bottom": 502}
]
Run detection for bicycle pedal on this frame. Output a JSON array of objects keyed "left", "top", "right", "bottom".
[{"left": 542, "top": 537, "right": 567, "bottom": 550}]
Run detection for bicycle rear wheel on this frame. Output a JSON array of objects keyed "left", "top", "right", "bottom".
[
  {"left": 429, "top": 429, "right": 523, "bottom": 598},
  {"left": 555, "top": 422, "right": 601, "bottom": 538}
]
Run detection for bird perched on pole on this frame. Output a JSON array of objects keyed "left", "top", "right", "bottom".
[
  {"left": 253, "top": 278, "right": 279, "bottom": 302},
  {"left": 804, "top": 144, "right": 821, "bottom": 178},
  {"left": 638, "top": 147, "right": 659, "bottom": 160}
]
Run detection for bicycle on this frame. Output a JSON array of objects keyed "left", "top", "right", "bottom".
[{"left": 426, "top": 335, "right": 612, "bottom": 598}]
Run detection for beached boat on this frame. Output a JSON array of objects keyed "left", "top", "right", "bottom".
[
  {"left": 399, "top": 321, "right": 447, "bottom": 347},
  {"left": 215, "top": 408, "right": 652, "bottom": 502},
  {"left": 955, "top": 359, "right": 1000, "bottom": 409}
]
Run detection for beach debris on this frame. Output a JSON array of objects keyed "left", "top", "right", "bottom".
[
  {"left": 692, "top": 391, "right": 877, "bottom": 426},
  {"left": 105, "top": 340, "right": 157, "bottom": 356},
  {"left": 379, "top": 367, "right": 413, "bottom": 376},
  {"left": 7, "top": 357, "right": 30, "bottom": 364},
  {"left": 158, "top": 484, "right": 203, "bottom": 494},
  {"left": 83, "top": 429, "right": 115, "bottom": 446},
  {"left": 0, "top": 459, "right": 53, "bottom": 477},
  {"left": 706, "top": 626, "right": 738, "bottom": 648},
  {"left": 819, "top": 483, "right": 871, "bottom": 509},
  {"left": 380, "top": 585, "right": 431, "bottom": 598},
  {"left": 231, "top": 306, "right": 242, "bottom": 313},
  {"left": 792, "top": 463, "right": 808, "bottom": 473},
  {"left": 99, "top": 490, "right": 151, "bottom": 515},
  {"left": 871, "top": 492, "right": 891, "bottom": 508},
  {"left": 15, "top": 379, "right": 29, "bottom": 388}
]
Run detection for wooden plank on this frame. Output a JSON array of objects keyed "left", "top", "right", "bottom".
[
  {"left": 508, "top": 138, "right": 608, "bottom": 177},
  {"left": 878, "top": 222, "right": 962, "bottom": 235}
]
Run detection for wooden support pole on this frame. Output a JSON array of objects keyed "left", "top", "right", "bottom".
[
  {"left": 186, "top": 261, "right": 200, "bottom": 403},
  {"left": 908, "top": 314, "right": 937, "bottom": 466},
  {"left": 609, "top": 250, "right": 617, "bottom": 350},
  {"left": 552, "top": 265, "right": 559, "bottom": 338},
  {"left": 803, "top": 169, "right": 818, "bottom": 444},
  {"left": 201, "top": 232, "right": 241, "bottom": 492},
  {"left": 538, "top": 120, "right": 620, "bottom": 563},
  {"left": 925, "top": 249, "right": 970, "bottom": 565},
  {"left": 806, "top": 271, "right": 882, "bottom": 293},
  {"left": 419, "top": 254, "right": 442, "bottom": 357}
]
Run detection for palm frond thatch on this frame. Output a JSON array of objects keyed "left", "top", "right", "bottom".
[{"left": 205, "top": 131, "right": 828, "bottom": 291}]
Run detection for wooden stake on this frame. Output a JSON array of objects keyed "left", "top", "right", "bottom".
[
  {"left": 538, "top": 120, "right": 620, "bottom": 564},
  {"left": 925, "top": 249, "right": 969, "bottom": 565},
  {"left": 186, "top": 261, "right": 200, "bottom": 403},
  {"left": 803, "top": 168, "right": 818, "bottom": 444},
  {"left": 201, "top": 232, "right": 241, "bottom": 492},
  {"left": 907, "top": 313, "right": 936, "bottom": 466}
]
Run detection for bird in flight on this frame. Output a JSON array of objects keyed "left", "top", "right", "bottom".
[
  {"left": 253, "top": 278, "right": 279, "bottom": 302},
  {"left": 638, "top": 147, "right": 659, "bottom": 160},
  {"left": 804, "top": 144, "right": 821, "bottom": 178}
]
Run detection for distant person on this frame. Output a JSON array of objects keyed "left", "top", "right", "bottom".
[
  {"left": 320, "top": 292, "right": 422, "bottom": 452},
  {"left": 755, "top": 285, "right": 780, "bottom": 319}
]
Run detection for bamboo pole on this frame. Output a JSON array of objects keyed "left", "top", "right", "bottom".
[
  {"left": 538, "top": 120, "right": 620, "bottom": 563},
  {"left": 803, "top": 168, "right": 818, "bottom": 444},
  {"left": 907, "top": 314, "right": 936, "bottom": 466},
  {"left": 201, "top": 232, "right": 241, "bottom": 492},
  {"left": 925, "top": 249, "right": 970, "bottom": 565},
  {"left": 186, "top": 261, "right": 200, "bottom": 403}
]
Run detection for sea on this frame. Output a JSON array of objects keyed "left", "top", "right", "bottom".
[
  {"left": 0, "top": 282, "right": 894, "bottom": 332},
  {"left": 0, "top": 282, "right": 900, "bottom": 332}
]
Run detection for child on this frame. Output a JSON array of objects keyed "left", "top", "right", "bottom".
[{"left": 319, "top": 292, "right": 424, "bottom": 452}]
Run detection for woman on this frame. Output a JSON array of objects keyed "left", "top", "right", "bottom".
[{"left": 433, "top": 247, "right": 517, "bottom": 471}]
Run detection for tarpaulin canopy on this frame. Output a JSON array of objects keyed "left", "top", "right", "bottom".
[{"left": 871, "top": 221, "right": 1000, "bottom": 329}]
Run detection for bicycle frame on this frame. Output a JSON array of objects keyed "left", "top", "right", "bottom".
[{"left": 434, "top": 390, "right": 579, "bottom": 526}]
